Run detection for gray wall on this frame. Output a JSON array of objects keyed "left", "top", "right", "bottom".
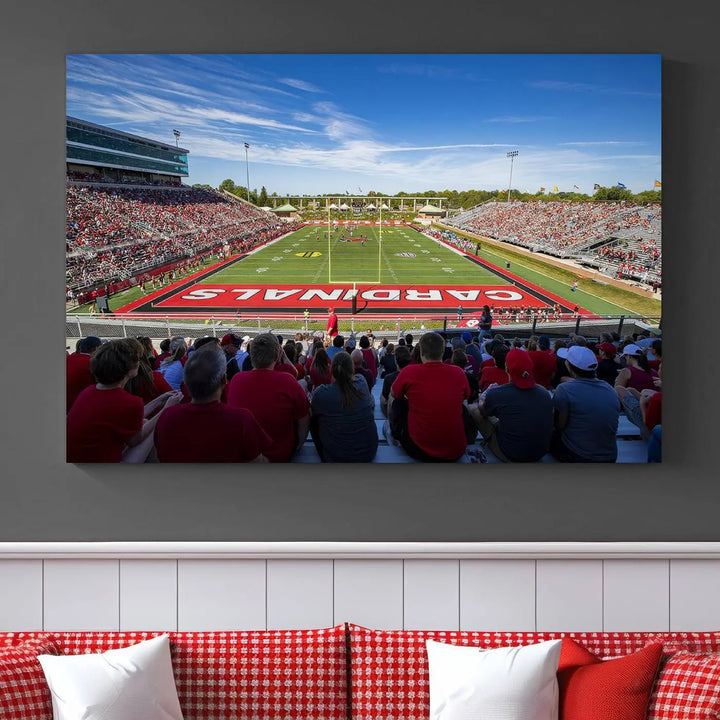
[{"left": 0, "top": 0, "right": 717, "bottom": 542}]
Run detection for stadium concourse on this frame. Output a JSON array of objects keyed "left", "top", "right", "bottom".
[{"left": 66, "top": 327, "right": 661, "bottom": 464}]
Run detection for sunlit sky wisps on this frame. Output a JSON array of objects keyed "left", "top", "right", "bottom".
[{"left": 66, "top": 54, "right": 661, "bottom": 195}]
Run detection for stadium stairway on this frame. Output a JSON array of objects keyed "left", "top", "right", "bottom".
[{"left": 291, "top": 375, "right": 650, "bottom": 464}]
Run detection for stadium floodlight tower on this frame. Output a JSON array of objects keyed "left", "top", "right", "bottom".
[
  {"left": 172, "top": 129, "right": 181, "bottom": 148},
  {"left": 244, "top": 143, "right": 251, "bottom": 203},
  {"left": 506, "top": 150, "right": 519, "bottom": 203}
]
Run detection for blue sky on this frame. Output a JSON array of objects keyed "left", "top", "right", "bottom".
[{"left": 66, "top": 54, "right": 661, "bottom": 196}]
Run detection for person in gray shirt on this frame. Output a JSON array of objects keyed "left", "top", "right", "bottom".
[
  {"left": 551, "top": 346, "right": 620, "bottom": 462},
  {"left": 470, "top": 349, "right": 553, "bottom": 462}
]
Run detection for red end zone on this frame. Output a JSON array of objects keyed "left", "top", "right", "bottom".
[{"left": 144, "top": 284, "right": 555, "bottom": 310}]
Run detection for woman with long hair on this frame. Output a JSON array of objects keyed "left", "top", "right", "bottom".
[
  {"left": 309, "top": 346, "right": 333, "bottom": 389},
  {"left": 158, "top": 336, "right": 187, "bottom": 390},
  {"left": 125, "top": 336, "right": 172, "bottom": 405},
  {"left": 310, "top": 351, "right": 378, "bottom": 462}
]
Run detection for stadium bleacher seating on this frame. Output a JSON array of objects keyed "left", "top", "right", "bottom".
[
  {"left": 66, "top": 180, "right": 283, "bottom": 291},
  {"left": 445, "top": 201, "right": 662, "bottom": 286}
]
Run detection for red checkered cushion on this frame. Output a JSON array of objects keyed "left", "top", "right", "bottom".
[
  {"left": 348, "top": 625, "right": 653, "bottom": 720},
  {"left": 0, "top": 627, "right": 348, "bottom": 720},
  {"left": 647, "top": 633, "right": 720, "bottom": 654},
  {"left": 0, "top": 634, "right": 60, "bottom": 720},
  {"left": 647, "top": 652, "right": 720, "bottom": 720}
]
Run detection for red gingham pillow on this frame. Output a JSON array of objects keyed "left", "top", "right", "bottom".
[
  {"left": 0, "top": 634, "right": 60, "bottom": 720},
  {"left": 1, "top": 627, "right": 348, "bottom": 720},
  {"left": 646, "top": 633, "right": 720, "bottom": 654},
  {"left": 647, "top": 652, "right": 720, "bottom": 720},
  {"left": 348, "top": 625, "right": 651, "bottom": 720}
]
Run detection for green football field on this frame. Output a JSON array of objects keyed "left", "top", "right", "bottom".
[{"left": 204, "top": 224, "right": 501, "bottom": 287}]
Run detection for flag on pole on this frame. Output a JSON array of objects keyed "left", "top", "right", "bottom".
[
  {"left": 654, "top": 180, "right": 662, "bottom": 188},
  {"left": 593, "top": 183, "right": 601, "bottom": 190},
  {"left": 617, "top": 182, "right": 627, "bottom": 189},
  {"left": 553, "top": 186, "right": 559, "bottom": 193}
]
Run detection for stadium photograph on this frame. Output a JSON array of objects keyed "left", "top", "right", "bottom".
[{"left": 65, "top": 53, "right": 662, "bottom": 464}]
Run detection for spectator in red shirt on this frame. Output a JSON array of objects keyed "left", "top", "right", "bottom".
[
  {"left": 153, "top": 338, "right": 171, "bottom": 369},
  {"left": 67, "top": 338, "right": 182, "bottom": 462},
  {"left": 326, "top": 307, "right": 339, "bottom": 337},
  {"left": 154, "top": 344, "right": 271, "bottom": 463},
  {"left": 479, "top": 345, "right": 511, "bottom": 392},
  {"left": 308, "top": 346, "right": 333, "bottom": 390},
  {"left": 227, "top": 333, "right": 310, "bottom": 462},
  {"left": 358, "top": 334, "right": 378, "bottom": 379},
  {"left": 66, "top": 335, "right": 103, "bottom": 412},
  {"left": 526, "top": 335, "right": 556, "bottom": 390},
  {"left": 389, "top": 331, "right": 471, "bottom": 462}
]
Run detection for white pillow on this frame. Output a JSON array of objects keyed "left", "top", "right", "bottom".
[
  {"left": 426, "top": 638, "right": 562, "bottom": 720},
  {"left": 38, "top": 634, "right": 184, "bottom": 720}
]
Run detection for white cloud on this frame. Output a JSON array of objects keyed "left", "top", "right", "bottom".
[{"left": 279, "top": 77, "right": 324, "bottom": 93}]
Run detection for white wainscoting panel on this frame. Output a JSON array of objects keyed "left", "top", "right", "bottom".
[
  {"left": 334, "top": 560, "right": 403, "bottom": 629},
  {"left": 0, "top": 560, "right": 43, "bottom": 631},
  {"left": 119, "top": 560, "right": 178, "bottom": 631},
  {"left": 403, "top": 560, "right": 459, "bottom": 630},
  {"left": 2, "top": 544, "right": 720, "bottom": 634},
  {"left": 603, "top": 560, "right": 669, "bottom": 631},
  {"left": 266, "top": 559, "right": 334, "bottom": 630},
  {"left": 460, "top": 560, "right": 536, "bottom": 631},
  {"left": 177, "top": 560, "right": 266, "bottom": 631},
  {"left": 43, "top": 560, "right": 119, "bottom": 631},
  {"left": 536, "top": 560, "right": 603, "bottom": 631},
  {"left": 670, "top": 560, "right": 720, "bottom": 631}
]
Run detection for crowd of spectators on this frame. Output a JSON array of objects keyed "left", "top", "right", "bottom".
[
  {"left": 446, "top": 201, "right": 662, "bottom": 259},
  {"left": 66, "top": 179, "right": 284, "bottom": 291},
  {"left": 66, "top": 324, "right": 661, "bottom": 464},
  {"left": 587, "top": 236, "right": 662, "bottom": 284}
]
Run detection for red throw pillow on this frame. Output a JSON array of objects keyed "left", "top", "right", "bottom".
[
  {"left": 0, "top": 635, "right": 61, "bottom": 720},
  {"left": 647, "top": 652, "right": 720, "bottom": 720},
  {"left": 558, "top": 637, "right": 663, "bottom": 720}
]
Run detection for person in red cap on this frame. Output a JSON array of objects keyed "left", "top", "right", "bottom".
[
  {"left": 326, "top": 307, "right": 339, "bottom": 338},
  {"left": 596, "top": 342, "right": 620, "bottom": 385},
  {"left": 469, "top": 348, "right": 553, "bottom": 462}
]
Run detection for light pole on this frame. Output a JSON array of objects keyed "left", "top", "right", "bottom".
[
  {"left": 172, "top": 129, "right": 181, "bottom": 148},
  {"left": 506, "top": 150, "right": 518, "bottom": 203},
  {"left": 244, "top": 143, "right": 251, "bottom": 203}
]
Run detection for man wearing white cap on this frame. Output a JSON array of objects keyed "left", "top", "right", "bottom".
[{"left": 551, "top": 345, "right": 620, "bottom": 462}]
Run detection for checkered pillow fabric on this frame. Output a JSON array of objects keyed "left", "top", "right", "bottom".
[
  {"left": 647, "top": 633, "right": 720, "bottom": 654},
  {"left": 1, "top": 627, "right": 348, "bottom": 720},
  {"left": 647, "top": 652, "right": 720, "bottom": 720},
  {"left": 0, "top": 634, "right": 60, "bottom": 720},
  {"left": 348, "top": 625, "right": 651, "bottom": 720}
]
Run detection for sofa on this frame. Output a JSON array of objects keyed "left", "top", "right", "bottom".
[{"left": 1, "top": 624, "right": 718, "bottom": 719}]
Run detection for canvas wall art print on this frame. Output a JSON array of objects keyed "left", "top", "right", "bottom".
[{"left": 65, "top": 53, "right": 661, "bottom": 465}]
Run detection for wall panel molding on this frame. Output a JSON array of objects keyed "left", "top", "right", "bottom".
[{"left": 3, "top": 542, "right": 720, "bottom": 560}]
